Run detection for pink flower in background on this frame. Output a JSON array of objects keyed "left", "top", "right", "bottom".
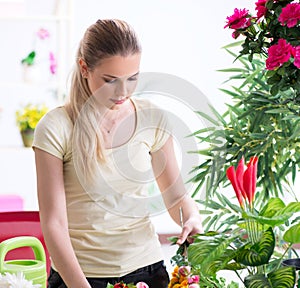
[
  {"left": 224, "top": 8, "right": 251, "bottom": 30},
  {"left": 293, "top": 46, "right": 300, "bottom": 68},
  {"left": 255, "top": 0, "right": 268, "bottom": 19},
  {"left": 36, "top": 28, "right": 50, "bottom": 40},
  {"left": 135, "top": 282, "right": 149, "bottom": 288},
  {"left": 49, "top": 52, "right": 57, "bottom": 75},
  {"left": 278, "top": 3, "right": 300, "bottom": 28},
  {"left": 266, "top": 38, "right": 294, "bottom": 70}
]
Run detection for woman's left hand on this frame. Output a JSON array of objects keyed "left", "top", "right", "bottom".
[{"left": 176, "top": 216, "right": 203, "bottom": 245}]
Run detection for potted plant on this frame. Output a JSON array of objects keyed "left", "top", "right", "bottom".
[
  {"left": 15, "top": 103, "right": 48, "bottom": 147},
  {"left": 170, "top": 156, "right": 300, "bottom": 287},
  {"left": 190, "top": 0, "right": 300, "bottom": 201}
]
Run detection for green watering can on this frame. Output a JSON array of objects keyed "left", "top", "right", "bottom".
[{"left": 0, "top": 236, "right": 47, "bottom": 287}]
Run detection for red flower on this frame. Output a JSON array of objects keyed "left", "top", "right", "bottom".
[
  {"left": 278, "top": 3, "right": 300, "bottom": 28},
  {"left": 266, "top": 39, "right": 294, "bottom": 70},
  {"left": 114, "top": 283, "right": 128, "bottom": 288},
  {"left": 226, "top": 163, "right": 245, "bottom": 208},
  {"left": 224, "top": 8, "right": 252, "bottom": 30},
  {"left": 255, "top": 0, "right": 268, "bottom": 19},
  {"left": 293, "top": 46, "right": 300, "bottom": 68},
  {"left": 226, "top": 156, "right": 258, "bottom": 208}
]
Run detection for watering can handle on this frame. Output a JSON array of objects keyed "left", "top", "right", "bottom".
[{"left": 0, "top": 236, "right": 46, "bottom": 271}]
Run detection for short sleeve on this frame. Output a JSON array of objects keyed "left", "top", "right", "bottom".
[
  {"left": 149, "top": 104, "right": 172, "bottom": 153},
  {"left": 32, "top": 107, "right": 70, "bottom": 160}
]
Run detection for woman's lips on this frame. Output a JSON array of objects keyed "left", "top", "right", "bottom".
[{"left": 111, "top": 98, "right": 127, "bottom": 105}]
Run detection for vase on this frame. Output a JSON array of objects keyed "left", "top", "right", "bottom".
[{"left": 20, "top": 129, "right": 34, "bottom": 147}]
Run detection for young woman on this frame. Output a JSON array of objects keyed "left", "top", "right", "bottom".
[{"left": 33, "top": 19, "right": 202, "bottom": 288}]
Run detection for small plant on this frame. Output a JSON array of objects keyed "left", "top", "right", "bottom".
[{"left": 15, "top": 103, "right": 48, "bottom": 132}]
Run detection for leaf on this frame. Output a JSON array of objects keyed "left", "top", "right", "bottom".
[
  {"left": 268, "top": 266, "right": 295, "bottom": 288},
  {"left": 244, "top": 267, "right": 295, "bottom": 288},
  {"left": 235, "top": 227, "right": 275, "bottom": 266},
  {"left": 283, "top": 223, "right": 300, "bottom": 244},
  {"left": 244, "top": 274, "right": 271, "bottom": 288},
  {"left": 259, "top": 197, "right": 285, "bottom": 218}
]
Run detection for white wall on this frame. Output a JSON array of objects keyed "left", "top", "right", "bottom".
[{"left": 0, "top": 0, "right": 256, "bottom": 226}]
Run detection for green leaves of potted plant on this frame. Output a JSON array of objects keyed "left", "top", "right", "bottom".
[
  {"left": 171, "top": 157, "right": 300, "bottom": 287},
  {"left": 15, "top": 103, "right": 48, "bottom": 147}
]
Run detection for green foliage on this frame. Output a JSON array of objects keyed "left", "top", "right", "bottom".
[{"left": 190, "top": 47, "right": 300, "bottom": 200}]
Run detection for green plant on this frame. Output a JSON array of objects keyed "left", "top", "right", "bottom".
[
  {"left": 15, "top": 103, "right": 48, "bottom": 132},
  {"left": 171, "top": 157, "right": 300, "bottom": 288},
  {"left": 189, "top": 0, "right": 300, "bottom": 201}
]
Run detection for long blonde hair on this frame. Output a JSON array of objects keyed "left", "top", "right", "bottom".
[{"left": 65, "top": 19, "right": 141, "bottom": 181}]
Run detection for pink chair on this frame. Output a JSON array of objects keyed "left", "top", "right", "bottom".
[
  {"left": 0, "top": 195, "right": 24, "bottom": 212},
  {"left": 0, "top": 211, "right": 50, "bottom": 276}
]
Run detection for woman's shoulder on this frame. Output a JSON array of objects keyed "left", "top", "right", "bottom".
[{"left": 36, "top": 106, "right": 73, "bottom": 134}]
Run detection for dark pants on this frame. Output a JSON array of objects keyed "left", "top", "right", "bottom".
[{"left": 47, "top": 260, "right": 169, "bottom": 288}]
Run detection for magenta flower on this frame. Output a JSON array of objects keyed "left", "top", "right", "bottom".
[
  {"left": 136, "top": 282, "right": 149, "bottom": 288},
  {"left": 36, "top": 28, "right": 50, "bottom": 40},
  {"left": 255, "top": 0, "right": 268, "bottom": 19},
  {"left": 49, "top": 52, "right": 57, "bottom": 75},
  {"left": 188, "top": 275, "right": 200, "bottom": 284},
  {"left": 292, "top": 46, "right": 300, "bottom": 68},
  {"left": 266, "top": 39, "right": 294, "bottom": 70},
  {"left": 224, "top": 8, "right": 252, "bottom": 30},
  {"left": 278, "top": 3, "right": 300, "bottom": 28}
]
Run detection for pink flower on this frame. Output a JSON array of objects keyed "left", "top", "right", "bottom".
[
  {"left": 278, "top": 3, "right": 300, "bottom": 28},
  {"left": 224, "top": 8, "right": 252, "bottom": 30},
  {"left": 266, "top": 39, "right": 294, "bottom": 70},
  {"left": 49, "top": 52, "right": 57, "bottom": 75},
  {"left": 36, "top": 28, "right": 50, "bottom": 40},
  {"left": 292, "top": 46, "right": 300, "bottom": 68},
  {"left": 136, "top": 282, "right": 149, "bottom": 288},
  {"left": 188, "top": 275, "right": 200, "bottom": 284},
  {"left": 179, "top": 265, "right": 191, "bottom": 277},
  {"left": 255, "top": 0, "right": 268, "bottom": 19},
  {"left": 189, "top": 284, "right": 200, "bottom": 288}
]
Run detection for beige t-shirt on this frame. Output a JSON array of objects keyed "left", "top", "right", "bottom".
[{"left": 33, "top": 97, "right": 172, "bottom": 277}]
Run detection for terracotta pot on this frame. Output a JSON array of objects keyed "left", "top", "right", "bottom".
[{"left": 20, "top": 129, "right": 34, "bottom": 147}]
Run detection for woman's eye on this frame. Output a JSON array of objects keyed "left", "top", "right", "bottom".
[
  {"left": 128, "top": 76, "right": 138, "bottom": 82},
  {"left": 104, "top": 78, "right": 116, "bottom": 84}
]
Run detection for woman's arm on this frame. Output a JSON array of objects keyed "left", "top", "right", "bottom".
[
  {"left": 34, "top": 148, "right": 91, "bottom": 288},
  {"left": 151, "top": 137, "right": 203, "bottom": 245}
]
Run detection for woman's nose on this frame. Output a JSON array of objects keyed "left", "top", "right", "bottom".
[{"left": 115, "top": 81, "right": 127, "bottom": 97}]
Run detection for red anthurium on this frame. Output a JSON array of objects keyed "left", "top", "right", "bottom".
[
  {"left": 226, "top": 165, "right": 244, "bottom": 208},
  {"left": 236, "top": 157, "right": 247, "bottom": 200},
  {"left": 226, "top": 156, "right": 258, "bottom": 208}
]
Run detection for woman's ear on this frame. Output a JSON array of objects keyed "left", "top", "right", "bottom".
[{"left": 79, "top": 58, "right": 88, "bottom": 78}]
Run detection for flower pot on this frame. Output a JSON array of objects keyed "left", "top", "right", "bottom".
[
  {"left": 20, "top": 129, "right": 34, "bottom": 147},
  {"left": 282, "top": 258, "right": 300, "bottom": 270}
]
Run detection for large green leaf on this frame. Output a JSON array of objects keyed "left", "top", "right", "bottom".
[
  {"left": 268, "top": 266, "right": 295, "bottom": 288},
  {"left": 259, "top": 197, "right": 285, "bottom": 217},
  {"left": 187, "top": 233, "right": 238, "bottom": 275},
  {"left": 244, "top": 274, "right": 271, "bottom": 288},
  {"left": 244, "top": 266, "right": 295, "bottom": 288},
  {"left": 235, "top": 227, "right": 275, "bottom": 266},
  {"left": 283, "top": 223, "right": 300, "bottom": 244}
]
